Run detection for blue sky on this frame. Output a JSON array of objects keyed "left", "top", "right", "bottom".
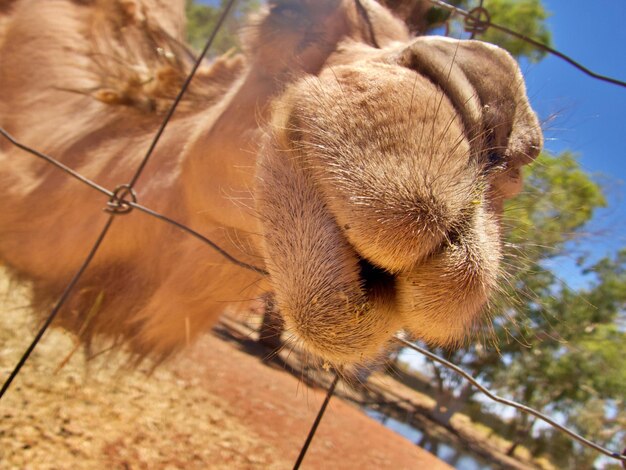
[{"left": 520, "top": 0, "right": 626, "bottom": 287}]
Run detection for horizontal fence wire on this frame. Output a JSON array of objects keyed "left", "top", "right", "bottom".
[
  {"left": 0, "top": 127, "right": 114, "bottom": 198},
  {"left": 0, "top": 128, "right": 263, "bottom": 276},
  {"left": 428, "top": 0, "right": 626, "bottom": 89},
  {"left": 0, "top": 0, "right": 624, "bottom": 465},
  {"left": 395, "top": 337, "right": 626, "bottom": 463},
  {"left": 128, "top": 202, "right": 268, "bottom": 276}
]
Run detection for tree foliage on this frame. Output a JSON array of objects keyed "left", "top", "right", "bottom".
[
  {"left": 187, "top": 0, "right": 552, "bottom": 62},
  {"left": 185, "top": 0, "right": 260, "bottom": 54},
  {"left": 474, "top": 0, "right": 551, "bottom": 62},
  {"left": 419, "top": 152, "right": 625, "bottom": 466},
  {"left": 426, "top": 0, "right": 552, "bottom": 62}
]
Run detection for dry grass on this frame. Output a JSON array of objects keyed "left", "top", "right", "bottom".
[{"left": 0, "top": 268, "right": 286, "bottom": 469}]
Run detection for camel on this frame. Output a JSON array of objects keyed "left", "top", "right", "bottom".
[{"left": 0, "top": 0, "right": 542, "bottom": 366}]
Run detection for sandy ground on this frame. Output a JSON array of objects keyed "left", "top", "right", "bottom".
[{"left": 0, "top": 271, "right": 451, "bottom": 470}]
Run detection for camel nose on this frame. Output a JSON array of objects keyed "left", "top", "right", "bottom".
[
  {"left": 321, "top": 153, "right": 480, "bottom": 272},
  {"left": 294, "top": 65, "right": 480, "bottom": 272}
]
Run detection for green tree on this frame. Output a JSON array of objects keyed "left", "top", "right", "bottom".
[
  {"left": 188, "top": 0, "right": 552, "bottom": 62},
  {"left": 493, "top": 248, "right": 626, "bottom": 463},
  {"left": 423, "top": 152, "right": 606, "bottom": 411},
  {"left": 185, "top": 0, "right": 260, "bottom": 54},
  {"left": 417, "top": 152, "right": 625, "bottom": 467},
  {"left": 384, "top": 0, "right": 552, "bottom": 61},
  {"left": 540, "top": 397, "right": 626, "bottom": 469}
]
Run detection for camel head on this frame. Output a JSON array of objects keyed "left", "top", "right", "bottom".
[
  {"left": 0, "top": 0, "right": 541, "bottom": 366},
  {"left": 254, "top": 0, "right": 542, "bottom": 365}
]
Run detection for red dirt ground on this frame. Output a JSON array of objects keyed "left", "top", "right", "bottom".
[
  {"left": 172, "top": 327, "right": 452, "bottom": 470},
  {"left": 0, "top": 275, "right": 451, "bottom": 469}
]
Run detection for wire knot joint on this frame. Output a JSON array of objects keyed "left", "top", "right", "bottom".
[
  {"left": 105, "top": 184, "right": 137, "bottom": 215},
  {"left": 464, "top": 6, "right": 491, "bottom": 37}
]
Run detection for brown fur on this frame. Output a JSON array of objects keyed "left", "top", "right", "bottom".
[{"left": 0, "top": 0, "right": 541, "bottom": 365}]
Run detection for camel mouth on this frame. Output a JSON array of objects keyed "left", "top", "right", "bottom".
[
  {"left": 259, "top": 178, "right": 501, "bottom": 365},
  {"left": 358, "top": 258, "right": 397, "bottom": 305}
]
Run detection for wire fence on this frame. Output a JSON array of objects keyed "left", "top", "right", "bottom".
[{"left": 0, "top": 0, "right": 624, "bottom": 467}]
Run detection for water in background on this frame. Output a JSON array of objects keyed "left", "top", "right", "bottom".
[{"left": 365, "top": 408, "right": 494, "bottom": 470}]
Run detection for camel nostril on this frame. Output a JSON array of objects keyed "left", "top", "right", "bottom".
[
  {"left": 359, "top": 258, "right": 395, "bottom": 291},
  {"left": 358, "top": 258, "right": 397, "bottom": 306}
]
